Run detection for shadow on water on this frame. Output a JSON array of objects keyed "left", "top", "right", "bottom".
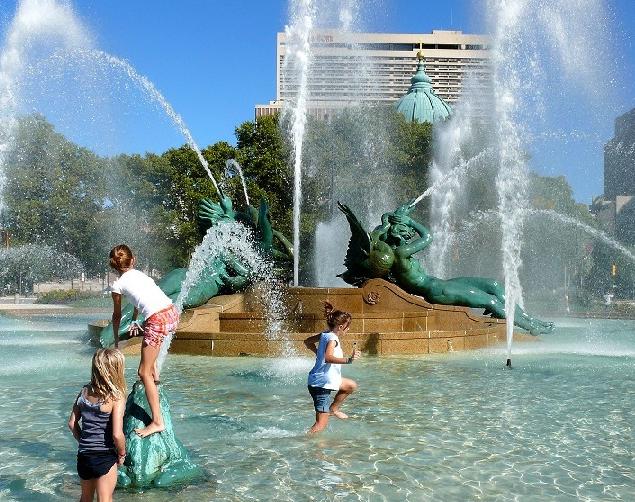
[{"left": 0, "top": 437, "right": 70, "bottom": 464}]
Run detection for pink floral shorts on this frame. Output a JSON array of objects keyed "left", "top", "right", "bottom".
[{"left": 143, "top": 304, "right": 180, "bottom": 348}]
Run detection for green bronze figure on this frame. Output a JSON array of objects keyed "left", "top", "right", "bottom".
[{"left": 338, "top": 201, "right": 554, "bottom": 335}]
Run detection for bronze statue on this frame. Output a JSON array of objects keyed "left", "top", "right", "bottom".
[{"left": 338, "top": 201, "right": 554, "bottom": 335}]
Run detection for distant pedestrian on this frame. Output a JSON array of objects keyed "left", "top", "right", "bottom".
[{"left": 304, "top": 302, "right": 361, "bottom": 433}]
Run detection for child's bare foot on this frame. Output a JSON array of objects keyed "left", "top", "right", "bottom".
[
  {"left": 330, "top": 410, "right": 348, "bottom": 419},
  {"left": 134, "top": 421, "right": 165, "bottom": 437}
]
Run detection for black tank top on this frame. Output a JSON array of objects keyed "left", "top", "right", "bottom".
[{"left": 77, "top": 387, "right": 114, "bottom": 453}]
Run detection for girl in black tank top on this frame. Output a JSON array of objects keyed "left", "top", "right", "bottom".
[{"left": 68, "top": 349, "right": 127, "bottom": 500}]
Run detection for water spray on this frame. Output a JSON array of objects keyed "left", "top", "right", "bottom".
[
  {"left": 64, "top": 49, "right": 224, "bottom": 199},
  {"left": 408, "top": 147, "right": 494, "bottom": 210},
  {"left": 225, "top": 159, "right": 250, "bottom": 206}
]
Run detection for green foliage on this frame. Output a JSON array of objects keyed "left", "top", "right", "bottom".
[
  {"left": 235, "top": 115, "right": 292, "bottom": 236},
  {"left": 3, "top": 115, "right": 105, "bottom": 273},
  {"left": 301, "top": 106, "right": 434, "bottom": 233},
  {"left": 36, "top": 288, "right": 100, "bottom": 305}
]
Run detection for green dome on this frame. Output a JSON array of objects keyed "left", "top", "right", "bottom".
[{"left": 395, "top": 54, "right": 452, "bottom": 124}]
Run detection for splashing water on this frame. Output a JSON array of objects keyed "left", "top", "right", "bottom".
[
  {"left": 528, "top": 209, "right": 635, "bottom": 263},
  {"left": 485, "top": 0, "right": 614, "bottom": 361},
  {"left": 225, "top": 159, "right": 250, "bottom": 207},
  {"left": 158, "top": 221, "right": 290, "bottom": 370},
  {"left": 488, "top": 0, "right": 531, "bottom": 362},
  {"left": 460, "top": 207, "right": 635, "bottom": 281},
  {"left": 282, "top": 0, "right": 314, "bottom": 286},
  {"left": 61, "top": 48, "right": 222, "bottom": 195},
  {"left": 0, "top": 0, "right": 91, "bottom": 201}
]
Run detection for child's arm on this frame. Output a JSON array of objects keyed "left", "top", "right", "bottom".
[
  {"left": 68, "top": 397, "right": 82, "bottom": 442},
  {"left": 304, "top": 334, "right": 320, "bottom": 354},
  {"left": 111, "top": 397, "right": 126, "bottom": 465},
  {"left": 111, "top": 293, "right": 122, "bottom": 348},
  {"left": 324, "top": 340, "right": 354, "bottom": 365}
]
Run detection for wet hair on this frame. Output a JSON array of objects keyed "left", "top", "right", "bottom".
[
  {"left": 323, "top": 301, "right": 352, "bottom": 330},
  {"left": 90, "top": 348, "right": 126, "bottom": 402},
  {"left": 109, "top": 244, "right": 134, "bottom": 272}
]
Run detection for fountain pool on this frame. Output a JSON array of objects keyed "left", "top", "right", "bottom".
[{"left": 0, "top": 313, "right": 632, "bottom": 500}]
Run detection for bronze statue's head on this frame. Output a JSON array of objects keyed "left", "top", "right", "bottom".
[
  {"left": 369, "top": 241, "right": 395, "bottom": 276},
  {"left": 388, "top": 222, "right": 416, "bottom": 243}
]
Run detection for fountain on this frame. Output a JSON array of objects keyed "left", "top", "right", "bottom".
[{"left": 1, "top": 0, "right": 634, "bottom": 499}]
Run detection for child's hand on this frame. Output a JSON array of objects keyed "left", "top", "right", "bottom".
[
  {"left": 351, "top": 349, "right": 361, "bottom": 361},
  {"left": 129, "top": 321, "right": 143, "bottom": 338}
]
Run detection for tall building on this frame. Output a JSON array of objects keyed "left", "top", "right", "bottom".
[
  {"left": 255, "top": 30, "right": 491, "bottom": 118},
  {"left": 591, "top": 107, "right": 635, "bottom": 243},
  {"left": 604, "top": 108, "right": 635, "bottom": 199}
]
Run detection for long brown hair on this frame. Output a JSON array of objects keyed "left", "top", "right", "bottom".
[
  {"left": 323, "top": 301, "right": 352, "bottom": 330},
  {"left": 90, "top": 349, "right": 127, "bottom": 402},
  {"left": 109, "top": 244, "right": 134, "bottom": 272}
]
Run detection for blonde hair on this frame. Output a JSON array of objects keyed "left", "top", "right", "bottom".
[
  {"left": 323, "top": 301, "right": 352, "bottom": 330},
  {"left": 90, "top": 348, "right": 127, "bottom": 402},
  {"left": 109, "top": 244, "right": 134, "bottom": 272}
]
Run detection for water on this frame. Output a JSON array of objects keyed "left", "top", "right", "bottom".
[
  {"left": 225, "top": 159, "right": 250, "bottom": 207},
  {"left": 460, "top": 208, "right": 635, "bottom": 270},
  {"left": 282, "top": 0, "right": 315, "bottom": 287},
  {"left": 1, "top": 313, "right": 633, "bottom": 500},
  {"left": 0, "top": 0, "right": 91, "bottom": 203},
  {"left": 161, "top": 220, "right": 291, "bottom": 370},
  {"left": 65, "top": 49, "right": 221, "bottom": 194}
]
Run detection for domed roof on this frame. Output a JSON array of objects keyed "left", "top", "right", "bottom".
[{"left": 395, "top": 51, "right": 452, "bottom": 124}]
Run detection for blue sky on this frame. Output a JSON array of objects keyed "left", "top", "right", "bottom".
[{"left": 1, "top": 0, "right": 634, "bottom": 203}]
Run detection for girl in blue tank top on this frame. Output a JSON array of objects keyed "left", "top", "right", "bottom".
[
  {"left": 68, "top": 348, "right": 127, "bottom": 501},
  {"left": 305, "top": 302, "right": 361, "bottom": 433}
]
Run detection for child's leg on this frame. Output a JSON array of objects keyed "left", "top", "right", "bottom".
[
  {"left": 153, "top": 359, "right": 160, "bottom": 384},
  {"left": 79, "top": 478, "right": 96, "bottom": 502},
  {"left": 330, "top": 377, "right": 358, "bottom": 419},
  {"left": 309, "top": 412, "right": 329, "bottom": 434},
  {"left": 135, "top": 342, "right": 164, "bottom": 437},
  {"left": 94, "top": 463, "right": 117, "bottom": 502}
]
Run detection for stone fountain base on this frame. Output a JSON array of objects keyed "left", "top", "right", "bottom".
[{"left": 165, "top": 279, "right": 528, "bottom": 357}]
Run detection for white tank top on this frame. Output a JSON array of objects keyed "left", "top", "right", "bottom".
[
  {"left": 307, "top": 331, "right": 343, "bottom": 390},
  {"left": 110, "top": 269, "right": 172, "bottom": 319}
]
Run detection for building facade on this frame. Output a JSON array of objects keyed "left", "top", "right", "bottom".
[
  {"left": 591, "top": 107, "right": 635, "bottom": 244},
  {"left": 604, "top": 108, "right": 635, "bottom": 199},
  {"left": 255, "top": 30, "right": 491, "bottom": 118}
]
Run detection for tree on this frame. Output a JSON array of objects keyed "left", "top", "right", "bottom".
[
  {"left": 2, "top": 115, "right": 106, "bottom": 274},
  {"left": 235, "top": 114, "right": 292, "bottom": 237}
]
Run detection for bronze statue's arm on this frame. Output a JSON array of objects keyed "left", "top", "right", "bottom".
[
  {"left": 370, "top": 213, "right": 391, "bottom": 241},
  {"left": 225, "top": 254, "right": 250, "bottom": 277},
  {"left": 258, "top": 201, "right": 273, "bottom": 253},
  {"left": 272, "top": 230, "right": 293, "bottom": 258},
  {"left": 396, "top": 218, "right": 432, "bottom": 258}
]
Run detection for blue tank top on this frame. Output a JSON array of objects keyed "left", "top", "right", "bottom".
[{"left": 76, "top": 387, "right": 114, "bottom": 453}]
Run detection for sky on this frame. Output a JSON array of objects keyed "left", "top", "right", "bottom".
[{"left": 0, "top": 0, "right": 634, "bottom": 204}]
